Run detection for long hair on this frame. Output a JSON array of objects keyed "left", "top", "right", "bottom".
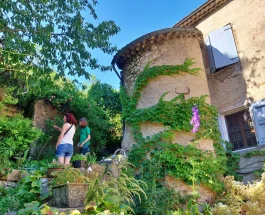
[
  {"left": 79, "top": 117, "right": 88, "bottom": 128},
  {"left": 65, "top": 113, "right": 77, "bottom": 125}
]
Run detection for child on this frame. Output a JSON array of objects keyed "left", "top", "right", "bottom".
[{"left": 78, "top": 117, "right": 91, "bottom": 155}]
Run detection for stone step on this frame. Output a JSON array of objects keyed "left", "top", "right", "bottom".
[{"left": 57, "top": 207, "right": 84, "bottom": 213}]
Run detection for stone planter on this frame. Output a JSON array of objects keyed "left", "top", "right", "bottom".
[
  {"left": 85, "top": 164, "right": 106, "bottom": 179},
  {"left": 52, "top": 183, "right": 89, "bottom": 208},
  {"left": 47, "top": 167, "right": 64, "bottom": 178}
]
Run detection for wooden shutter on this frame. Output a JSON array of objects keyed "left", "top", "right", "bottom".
[
  {"left": 251, "top": 100, "right": 265, "bottom": 146},
  {"left": 208, "top": 24, "right": 239, "bottom": 71}
]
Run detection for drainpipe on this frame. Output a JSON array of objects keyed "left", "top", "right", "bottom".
[{"left": 112, "top": 62, "right": 121, "bottom": 81}]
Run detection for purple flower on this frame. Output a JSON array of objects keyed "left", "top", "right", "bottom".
[{"left": 190, "top": 106, "right": 200, "bottom": 133}]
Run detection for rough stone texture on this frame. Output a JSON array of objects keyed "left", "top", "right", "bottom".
[
  {"left": 139, "top": 122, "right": 214, "bottom": 151},
  {"left": 123, "top": 37, "right": 210, "bottom": 99},
  {"left": 84, "top": 164, "right": 106, "bottom": 179},
  {"left": 33, "top": 99, "right": 59, "bottom": 130},
  {"left": 236, "top": 154, "right": 265, "bottom": 184},
  {"left": 0, "top": 104, "right": 23, "bottom": 117},
  {"left": 0, "top": 170, "right": 22, "bottom": 182},
  {"left": 165, "top": 175, "right": 216, "bottom": 203},
  {"left": 122, "top": 36, "right": 211, "bottom": 151},
  {"left": 122, "top": 124, "right": 135, "bottom": 152},
  {"left": 196, "top": 0, "right": 265, "bottom": 113},
  {"left": 40, "top": 178, "right": 50, "bottom": 199},
  {"left": 0, "top": 180, "right": 17, "bottom": 188},
  {"left": 52, "top": 183, "right": 88, "bottom": 208}
]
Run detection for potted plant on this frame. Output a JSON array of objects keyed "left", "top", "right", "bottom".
[
  {"left": 51, "top": 167, "right": 89, "bottom": 208},
  {"left": 72, "top": 154, "right": 86, "bottom": 168},
  {"left": 46, "top": 161, "right": 65, "bottom": 178}
]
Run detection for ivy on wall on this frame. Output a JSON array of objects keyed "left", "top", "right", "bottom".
[{"left": 120, "top": 59, "right": 227, "bottom": 193}]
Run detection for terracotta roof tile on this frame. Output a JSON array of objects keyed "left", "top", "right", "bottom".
[{"left": 174, "top": 0, "right": 230, "bottom": 28}]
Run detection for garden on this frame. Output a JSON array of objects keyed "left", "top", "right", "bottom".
[{"left": 2, "top": 1, "right": 265, "bottom": 215}]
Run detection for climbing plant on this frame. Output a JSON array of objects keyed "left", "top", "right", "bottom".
[{"left": 120, "top": 59, "right": 227, "bottom": 202}]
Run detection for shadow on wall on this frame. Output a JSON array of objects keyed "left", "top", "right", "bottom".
[
  {"left": 201, "top": 45, "right": 248, "bottom": 113},
  {"left": 241, "top": 51, "right": 265, "bottom": 91}
]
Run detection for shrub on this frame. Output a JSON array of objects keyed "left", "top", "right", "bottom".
[
  {"left": 0, "top": 115, "right": 42, "bottom": 174},
  {"left": 212, "top": 173, "right": 265, "bottom": 215}
]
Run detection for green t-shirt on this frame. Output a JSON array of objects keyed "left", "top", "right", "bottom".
[{"left": 80, "top": 126, "right": 90, "bottom": 148}]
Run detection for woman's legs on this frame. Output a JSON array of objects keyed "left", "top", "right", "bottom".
[
  {"left": 58, "top": 156, "right": 64, "bottom": 164},
  {"left": 64, "top": 156, "right": 71, "bottom": 165}
]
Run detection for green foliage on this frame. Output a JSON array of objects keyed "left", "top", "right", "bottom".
[
  {"left": 52, "top": 167, "right": 89, "bottom": 186},
  {"left": 18, "top": 201, "right": 65, "bottom": 215},
  {"left": 0, "top": 170, "right": 48, "bottom": 214},
  {"left": 0, "top": 186, "right": 22, "bottom": 214},
  {"left": 134, "top": 183, "right": 192, "bottom": 215},
  {"left": 243, "top": 149, "right": 265, "bottom": 158},
  {"left": 0, "top": 0, "right": 120, "bottom": 84},
  {"left": 223, "top": 141, "right": 242, "bottom": 181},
  {"left": 88, "top": 80, "right": 122, "bottom": 115},
  {"left": 17, "top": 76, "right": 122, "bottom": 157},
  {"left": 87, "top": 152, "right": 98, "bottom": 165},
  {"left": 0, "top": 87, "right": 18, "bottom": 111},
  {"left": 85, "top": 164, "right": 147, "bottom": 214},
  {"left": 72, "top": 154, "right": 86, "bottom": 162},
  {"left": 0, "top": 115, "right": 42, "bottom": 174},
  {"left": 119, "top": 59, "right": 227, "bottom": 213},
  {"left": 17, "top": 171, "right": 47, "bottom": 202}
]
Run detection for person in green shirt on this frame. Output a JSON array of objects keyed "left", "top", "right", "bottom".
[{"left": 78, "top": 117, "right": 91, "bottom": 155}]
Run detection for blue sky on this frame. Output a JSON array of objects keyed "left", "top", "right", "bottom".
[{"left": 81, "top": 0, "right": 206, "bottom": 89}]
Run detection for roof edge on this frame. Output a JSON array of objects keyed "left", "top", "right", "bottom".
[
  {"left": 174, "top": 0, "right": 230, "bottom": 28},
  {"left": 112, "top": 27, "right": 202, "bottom": 69}
]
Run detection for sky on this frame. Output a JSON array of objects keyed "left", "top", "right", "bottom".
[{"left": 81, "top": 0, "right": 207, "bottom": 89}]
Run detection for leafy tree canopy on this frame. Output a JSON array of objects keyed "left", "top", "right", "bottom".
[
  {"left": 88, "top": 80, "right": 122, "bottom": 115},
  {"left": 0, "top": 0, "right": 120, "bottom": 82}
]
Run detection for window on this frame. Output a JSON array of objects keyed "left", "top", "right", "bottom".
[
  {"left": 206, "top": 24, "right": 239, "bottom": 74},
  {"left": 251, "top": 100, "right": 265, "bottom": 146},
  {"left": 226, "top": 110, "right": 257, "bottom": 151}
]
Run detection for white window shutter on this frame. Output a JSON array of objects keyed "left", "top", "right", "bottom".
[
  {"left": 208, "top": 24, "right": 239, "bottom": 70},
  {"left": 251, "top": 100, "right": 265, "bottom": 146}
]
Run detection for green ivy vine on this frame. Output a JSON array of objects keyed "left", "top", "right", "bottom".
[{"left": 120, "top": 59, "right": 227, "bottom": 193}]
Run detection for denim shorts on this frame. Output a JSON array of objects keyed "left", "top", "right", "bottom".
[
  {"left": 56, "top": 144, "right": 73, "bottom": 157},
  {"left": 80, "top": 146, "right": 90, "bottom": 155}
]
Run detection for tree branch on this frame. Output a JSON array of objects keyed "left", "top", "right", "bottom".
[{"left": 0, "top": 27, "right": 67, "bottom": 37}]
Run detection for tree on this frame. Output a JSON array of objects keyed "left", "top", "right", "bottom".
[
  {"left": 88, "top": 80, "right": 122, "bottom": 115},
  {"left": 0, "top": 0, "right": 120, "bottom": 82}
]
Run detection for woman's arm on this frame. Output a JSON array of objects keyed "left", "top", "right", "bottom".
[
  {"left": 55, "top": 124, "right": 67, "bottom": 149},
  {"left": 53, "top": 125, "right": 62, "bottom": 132},
  {"left": 80, "top": 134, "right": 91, "bottom": 148}
]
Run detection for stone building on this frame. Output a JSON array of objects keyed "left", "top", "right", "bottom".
[{"left": 112, "top": 0, "right": 265, "bottom": 183}]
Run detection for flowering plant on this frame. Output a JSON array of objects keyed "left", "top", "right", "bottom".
[{"left": 190, "top": 106, "right": 200, "bottom": 133}]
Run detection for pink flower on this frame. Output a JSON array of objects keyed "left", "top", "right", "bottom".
[{"left": 190, "top": 106, "right": 200, "bottom": 133}]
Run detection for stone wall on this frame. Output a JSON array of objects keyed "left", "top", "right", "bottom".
[
  {"left": 196, "top": 0, "right": 265, "bottom": 113},
  {"left": 33, "top": 99, "right": 59, "bottom": 130},
  {"left": 236, "top": 148, "right": 265, "bottom": 184},
  {"left": 122, "top": 36, "right": 211, "bottom": 151}
]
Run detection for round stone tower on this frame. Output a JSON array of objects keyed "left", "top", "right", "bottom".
[{"left": 112, "top": 28, "right": 212, "bottom": 152}]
